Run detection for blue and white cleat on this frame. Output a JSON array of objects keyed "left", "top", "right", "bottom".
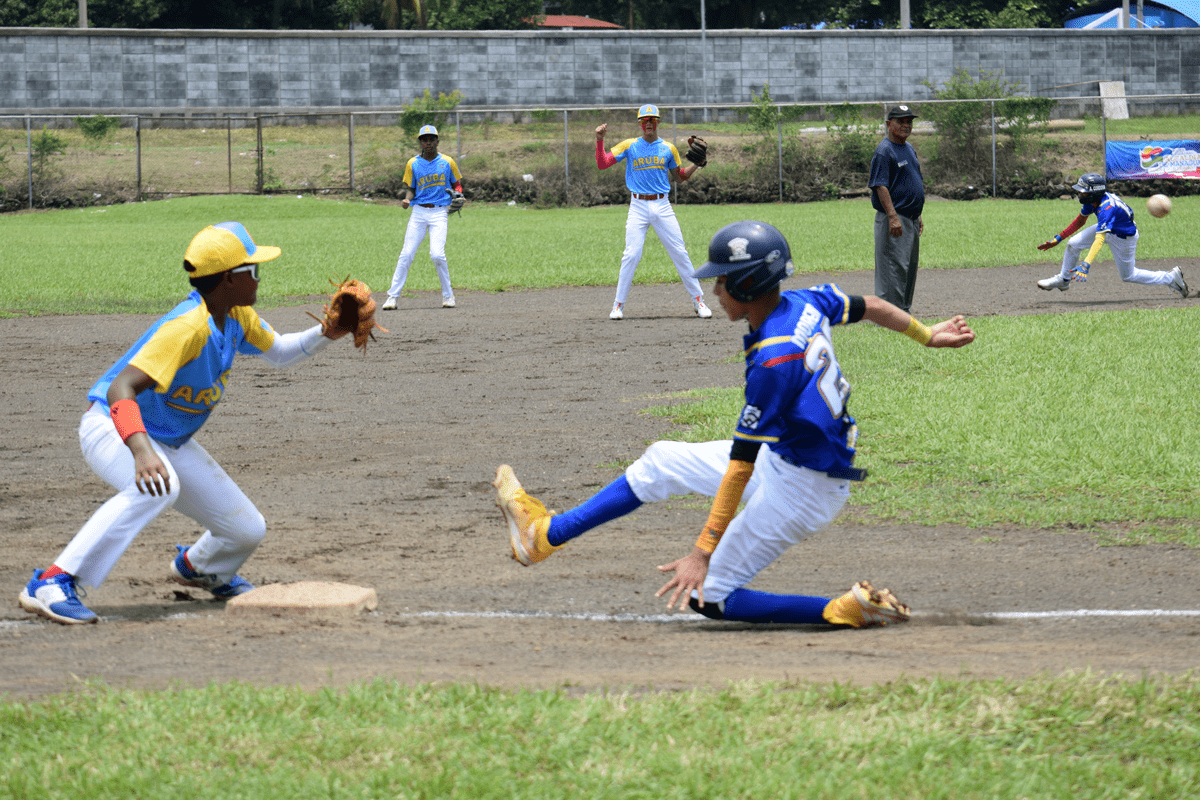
[
  {"left": 170, "top": 545, "right": 255, "bottom": 599},
  {"left": 19, "top": 569, "right": 98, "bottom": 625}
]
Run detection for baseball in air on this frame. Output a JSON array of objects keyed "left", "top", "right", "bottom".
[{"left": 1147, "top": 194, "right": 1172, "bottom": 218}]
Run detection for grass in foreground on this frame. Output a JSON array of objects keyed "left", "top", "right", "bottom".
[
  {"left": 2, "top": 674, "right": 1197, "bottom": 800},
  {"left": 3, "top": 193, "right": 1195, "bottom": 316},
  {"left": 649, "top": 309, "right": 1200, "bottom": 544}
]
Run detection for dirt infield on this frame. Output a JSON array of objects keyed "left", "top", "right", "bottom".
[{"left": 3, "top": 260, "right": 1199, "bottom": 700}]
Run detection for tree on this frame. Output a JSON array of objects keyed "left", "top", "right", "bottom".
[
  {"left": 823, "top": 0, "right": 1078, "bottom": 28},
  {"left": 0, "top": 0, "right": 164, "bottom": 27}
]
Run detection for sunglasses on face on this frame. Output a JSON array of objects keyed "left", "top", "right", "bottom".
[{"left": 232, "top": 263, "right": 260, "bottom": 281}]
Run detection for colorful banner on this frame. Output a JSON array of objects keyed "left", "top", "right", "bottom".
[{"left": 1106, "top": 140, "right": 1200, "bottom": 180}]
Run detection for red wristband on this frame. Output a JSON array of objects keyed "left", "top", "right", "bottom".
[{"left": 110, "top": 398, "right": 147, "bottom": 442}]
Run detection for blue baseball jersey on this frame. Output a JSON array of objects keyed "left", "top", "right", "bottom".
[
  {"left": 610, "top": 137, "right": 682, "bottom": 195},
  {"left": 735, "top": 285, "right": 859, "bottom": 474},
  {"left": 87, "top": 291, "right": 277, "bottom": 448},
  {"left": 1082, "top": 192, "right": 1138, "bottom": 238},
  {"left": 869, "top": 138, "right": 925, "bottom": 220},
  {"left": 404, "top": 154, "right": 463, "bottom": 206}
]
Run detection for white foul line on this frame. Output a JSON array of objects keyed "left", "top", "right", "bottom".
[
  {"left": 4, "top": 608, "right": 1199, "bottom": 630},
  {"left": 393, "top": 608, "right": 1200, "bottom": 624}
]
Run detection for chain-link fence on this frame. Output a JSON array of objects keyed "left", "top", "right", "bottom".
[{"left": 3, "top": 95, "right": 1199, "bottom": 211}]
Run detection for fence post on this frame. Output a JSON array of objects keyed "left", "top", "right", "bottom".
[
  {"left": 991, "top": 99, "right": 997, "bottom": 198},
  {"left": 226, "top": 116, "right": 232, "bottom": 194},
  {"left": 256, "top": 115, "right": 264, "bottom": 194},
  {"left": 136, "top": 116, "right": 143, "bottom": 201},
  {"left": 456, "top": 111, "right": 461, "bottom": 161},
  {"left": 348, "top": 113, "right": 356, "bottom": 194},
  {"left": 26, "top": 114, "right": 32, "bottom": 210},
  {"left": 562, "top": 109, "right": 569, "bottom": 192},
  {"left": 777, "top": 113, "right": 784, "bottom": 202},
  {"left": 1101, "top": 101, "right": 1108, "bottom": 172}
]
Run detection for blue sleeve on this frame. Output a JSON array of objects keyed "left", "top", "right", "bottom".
[{"left": 868, "top": 142, "right": 891, "bottom": 189}]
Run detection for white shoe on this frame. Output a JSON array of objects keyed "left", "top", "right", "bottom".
[
  {"left": 1037, "top": 275, "right": 1070, "bottom": 292},
  {"left": 443, "top": 297, "right": 456, "bottom": 308},
  {"left": 1168, "top": 267, "right": 1189, "bottom": 298},
  {"left": 609, "top": 302, "right": 624, "bottom": 320},
  {"left": 693, "top": 296, "right": 713, "bottom": 318},
  {"left": 381, "top": 296, "right": 398, "bottom": 310}
]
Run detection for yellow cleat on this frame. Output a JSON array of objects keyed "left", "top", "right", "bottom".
[
  {"left": 493, "top": 465, "right": 560, "bottom": 566},
  {"left": 822, "top": 580, "right": 911, "bottom": 628}
]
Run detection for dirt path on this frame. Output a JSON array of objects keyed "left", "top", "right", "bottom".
[{"left": 2, "top": 260, "right": 1198, "bottom": 699}]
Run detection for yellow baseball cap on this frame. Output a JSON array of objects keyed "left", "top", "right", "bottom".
[
  {"left": 637, "top": 104, "right": 660, "bottom": 120},
  {"left": 183, "top": 222, "right": 281, "bottom": 278}
]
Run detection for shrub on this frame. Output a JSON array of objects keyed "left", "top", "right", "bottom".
[
  {"left": 919, "top": 68, "right": 1055, "bottom": 185},
  {"left": 75, "top": 114, "right": 122, "bottom": 143},
  {"left": 397, "top": 89, "right": 464, "bottom": 139}
]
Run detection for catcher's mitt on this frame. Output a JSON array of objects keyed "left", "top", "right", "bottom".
[
  {"left": 449, "top": 190, "right": 465, "bottom": 214},
  {"left": 685, "top": 135, "right": 708, "bottom": 168},
  {"left": 308, "top": 276, "right": 389, "bottom": 351}
]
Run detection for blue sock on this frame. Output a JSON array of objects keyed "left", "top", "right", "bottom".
[
  {"left": 546, "top": 475, "right": 643, "bottom": 547},
  {"left": 721, "top": 587, "right": 831, "bottom": 625}
]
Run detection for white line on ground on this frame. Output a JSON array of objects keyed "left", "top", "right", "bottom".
[
  {"left": 4, "top": 608, "right": 1199, "bottom": 630},
  {"left": 396, "top": 608, "right": 1200, "bottom": 624}
]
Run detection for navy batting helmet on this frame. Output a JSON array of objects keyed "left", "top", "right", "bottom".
[
  {"left": 694, "top": 220, "right": 794, "bottom": 302},
  {"left": 1072, "top": 172, "right": 1106, "bottom": 201}
]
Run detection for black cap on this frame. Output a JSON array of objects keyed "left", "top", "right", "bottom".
[{"left": 887, "top": 105, "right": 918, "bottom": 120}]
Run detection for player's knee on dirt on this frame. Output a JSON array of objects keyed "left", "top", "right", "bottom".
[{"left": 689, "top": 596, "right": 724, "bottom": 620}]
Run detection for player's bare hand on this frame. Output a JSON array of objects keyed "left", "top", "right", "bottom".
[
  {"left": 129, "top": 436, "right": 171, "bottom": 496},
  {"left": 927, "top": 315, "right": 975, "bottom": 348},
  {"left": 888, "top": 214, "right": 904, "bottom": 237},
  {"left": 1037, "top": 239, "right": 1059, "bottom": 251},
  {"left": 595, "top": 123, "right": 607, "bottom": 141},
  {"left": 401, "top": 198, "right": 410, "bottom": 209},
  {"left": 655, "top": 547, "right": 710, "bottom": 611}
]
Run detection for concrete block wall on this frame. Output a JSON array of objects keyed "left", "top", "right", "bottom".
[{"left": 0, "top": 27, "right": 1196, "bottom": 113}]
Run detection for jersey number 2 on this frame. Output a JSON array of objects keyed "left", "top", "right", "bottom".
[{"left": 805, "top": 333, "right": 851, "bottom": 416}]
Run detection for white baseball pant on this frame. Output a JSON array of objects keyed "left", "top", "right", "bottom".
[
  {"left": 54, "top": 404, "right": 266, "bottom": 589},
  {"left": 1059, "top": 225, "right": 1172, "bottom": 286},
  {"left": 389, "top": 204, "right": 454, "bottom": 301},
  {"left": 624, "top": 440, "right": 851, "bottom": 604},
  {"left": 615, "top": 197, "right": 705, "bottom": 305}
]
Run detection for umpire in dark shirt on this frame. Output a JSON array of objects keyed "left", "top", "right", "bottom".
[{"left": 869, "top": 105, "right": 925, "bottom": 313}]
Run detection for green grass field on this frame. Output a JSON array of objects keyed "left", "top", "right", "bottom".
[
  {"left": 3, "top": 193, "right": 1195, "bottom": 315},
  {"left": 3, "top": 675, "right": 1198, "bottom": 800},
  {"left": 2, "top": 196, "right": 1198, "bottom": 796}
]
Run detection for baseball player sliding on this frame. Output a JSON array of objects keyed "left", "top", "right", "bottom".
[
  {"left": 495, "top": 220, "right": 976, "bottom": 628},
  {"left": 383, "top": 124, "right": 465, "bottom": 310},
  {"left": 19, "top": 222, "right": 371, "bottom": 625},
  {"left": 1036, "top": 172, "right": 1187, "bottom": 298},
  {"left": 596, "top": 103, "right": 713, "bottom": 320}
]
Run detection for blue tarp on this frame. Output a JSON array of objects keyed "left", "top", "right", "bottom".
[{"left": 1065, "top": 0, "right": 1199, "bottom": 27}]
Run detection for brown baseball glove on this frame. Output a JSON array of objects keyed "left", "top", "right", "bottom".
[
  {"left": 685, "top": 135, "right": 708, "bottom": 167},
  {"left": 309, "top": 276, "right": 388, "bottom": 351}
]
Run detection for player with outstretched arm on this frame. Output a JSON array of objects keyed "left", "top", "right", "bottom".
[
  {"left": 596, "top": 103, "right": 713, "bottom": 321},
  {"left": 18, "top": 222, "right": 371, "bottom": 625},
  {"left": 1036, "top": 172, "right": 1187, "bottom": 298},
  {"left": 494, "top": 220, "right": 975, "bottom": 628}
]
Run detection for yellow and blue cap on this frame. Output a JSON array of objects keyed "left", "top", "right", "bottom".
[
  {"left": 418, "top": 124, "right": 439, "bottom": 138},
  {"left": 183, "top": 221, "right": 281, "bottom": 279},
  {"left": 637, "top": 104, "right": 660, "bottom": 120}
]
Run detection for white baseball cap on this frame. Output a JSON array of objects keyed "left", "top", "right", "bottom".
[{"left": 418, "top": 124, "right": 439, "bottom": 138}]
